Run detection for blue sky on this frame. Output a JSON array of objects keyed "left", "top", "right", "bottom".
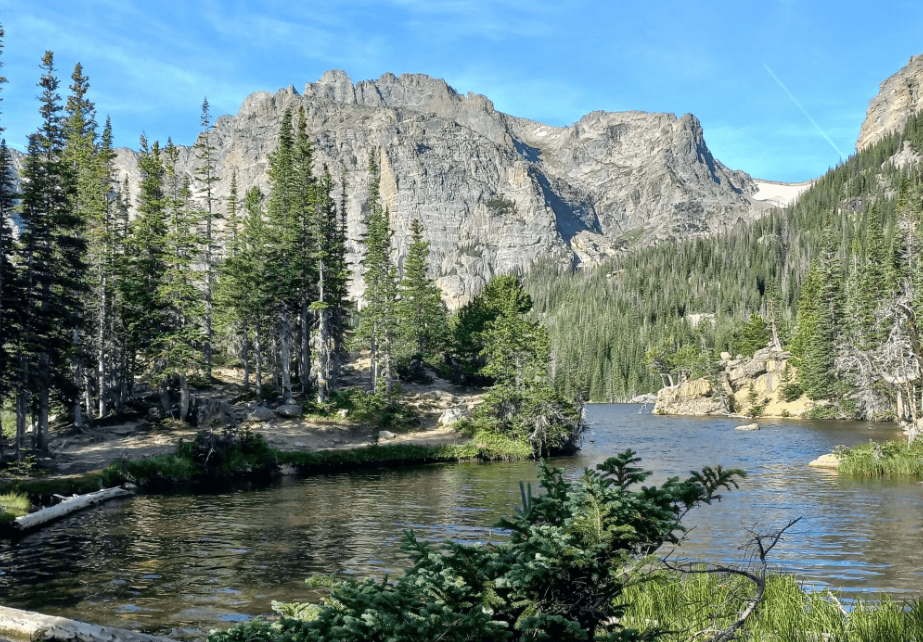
[{"left": 0, "top": 0, "right": 921, "bottom": 182}]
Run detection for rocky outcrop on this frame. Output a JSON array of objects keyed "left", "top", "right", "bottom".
[
  {"left": 654, "top": 347, "right": 809, "bottom": 417},
  {"left": 654, "top": 377, "right": 727, "bottom": 416},
  {"left": 857, "top": 54, "right": 923, "bottom": 151},
  {"left": 102, "top": 70, "right": 770, "bottom": 308}
]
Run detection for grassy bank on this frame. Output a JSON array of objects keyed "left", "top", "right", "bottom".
[
  {"left": 617, "top": 570, "right": 923, "bottom": 641},
  {"left": 99, "top": 428, "right": 531, "bottom": 488},
  {"left": 838, "top": 439, "right": 923, "bottom": 479},
  {"left": 0, "top": 492, "right": 30, "bottom": 523}
]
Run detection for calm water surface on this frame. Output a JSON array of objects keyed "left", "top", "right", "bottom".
[{"left": 1, "top": 405, "right": 921, "bottom": 637}]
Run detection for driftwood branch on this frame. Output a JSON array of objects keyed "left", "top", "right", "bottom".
[
  {"left": 0, "top": 605, "right": 174, "bottom": 642},
  {"left": 12, "top": 486, "right": 135, "bottom": 532},
  {"left": 664, "top": 517, "right": 802, "bottom": 642}
]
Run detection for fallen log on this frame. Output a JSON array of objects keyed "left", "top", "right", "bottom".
[
  {"left": 0, "top": 605, "right": 174, "bottom": 642},
  {"left": 12, "top": 486, "right": 136, "bottom": 532}
]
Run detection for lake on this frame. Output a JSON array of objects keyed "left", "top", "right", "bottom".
[{"left": 0, "top": 404, "right": 920, "bottom": 637}]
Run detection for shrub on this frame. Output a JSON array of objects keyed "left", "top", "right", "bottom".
[{"left": 782, "top": 381, "right": 804, "bottom": 402}]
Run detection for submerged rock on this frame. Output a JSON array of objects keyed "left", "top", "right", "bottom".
[{"left": 734, "top": 423, "right": 759, "bottom": 431}]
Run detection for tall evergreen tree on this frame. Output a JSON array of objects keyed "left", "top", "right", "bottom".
[
  {"left": 0, "top": 21, "right": 12, "bottom": 455},
  {"left": 395, "top": 218, "right": 449, "bottom": 376},
  {"left": 194, "top": 97, "right": 219, "bottom": 380},
  {"left": 154, "top": 144, "right": 204, "bottom": 419},
  {"left": 356, "top": 150, "right": 398, "bottom": 397},
  {"left": 264, "top": 108, "right": 299, "bottom": 401},
  {"left": 14, "top": 51, "right": 83, "bottom": 453},
  {"left": 118, "top": 135, "right": 168, "bottom": 396}
]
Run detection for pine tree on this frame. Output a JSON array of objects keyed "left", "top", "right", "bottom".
[
  {"left": 217, "top": 187, "right": 271, "bottom": 397},
  {"left": 264, "top": 108, "right": 300, "bottom": 401},
  {"left": 395, "top": 218, "right": 449, "bottom": 377},
  {"left": 0, "top": 21, "right": 12, "bottom": 455},
  {"left": 355, "top": 150, "right": 398, "bottom": 397},
  {"left": 118, "top": 135, "right": 168, "bottom": 397},
  {"left": 153, "top": 144, "right": 205, "bottom": 419},
  {"left": 194, "top": 97, "right": 219, "bottom": 380},
  {"left": 14, "top": 51, "right": 83, "bottom": 453},
  {"left": 292, "top": 107, "right": 317, "bottom": 396}
]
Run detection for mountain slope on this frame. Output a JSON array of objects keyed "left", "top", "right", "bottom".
[{"left": 107, "top": 70, "right": 771, "bottom": 307}]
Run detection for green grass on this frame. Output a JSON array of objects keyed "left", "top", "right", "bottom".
[
  {"left": 617, "top": 570, "right": 923, "bottom": 642},
  {"left": 838, "top": 439, "right": 923, "bottom": 479},
  {"left": 276, "top": 429, "right": 530, "bottom": 472},
  {"left": 0, "top": 492, "right": 31, "bottom": 524},
  {"left": 100, "top": 427, "right": 531, "bottom": 488},
  {"left": 1, "top": 404, "right": 14, "bottom": 440}
]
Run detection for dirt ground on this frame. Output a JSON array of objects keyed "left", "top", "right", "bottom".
[{"left": 33, "top": 358, "right": 483, "bottom": 478}]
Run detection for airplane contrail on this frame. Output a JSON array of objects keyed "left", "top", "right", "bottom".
[{"left": 763, "top": 63, "right": 846, "bottom": 159}]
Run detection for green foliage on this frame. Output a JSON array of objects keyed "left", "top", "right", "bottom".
[
  {"left": 733, "top": 313, "right": 770, "bottom": 357},
  {"left": 450, "top": 275, "right": 585, "bottom": 456},
  {"left": 452, "top": 274, "right": 533, "bottom": 381},
  {"left": 485, "top": 194, "right": 516, "bottom": 217},
  {"left": 329, "top": 386, "right": 417, "bottom": 429},
  {"left": 0, "top": 492, "right": 30, "bottom": 523},
  {"left": 209, "top": 451, "right": 744, "bottom": 642},
  {"left": 394, "top": 218, "right": 450, "bottom": 379},
  {"left": 838, "top": 439, "right": 923, "bottom": 479},
  {"left": 618, "top": 569, "right": 923, "bottom": 642},
  {"left": 782, "top": 381, "right": 804, "bottom": 403}
]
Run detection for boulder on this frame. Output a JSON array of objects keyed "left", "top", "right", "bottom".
[
  {"left": 734, "top": 423, "right": 759, "bottom": 431},
  {"left": 653, "top": 377, "right": 727, "bottom": 416},
  {"left": 379, "top": 430, "right": 396, "bottom": 440},
  {"left": 438, "top": 406, "right": 469, "bottom": 426},
  {"left": 189, "top": 396, "right": 237, "bottom": 428},
  {"left": 246, "top": 406, "right": 275, "bottom": 422},
  {"left": 275, "top": 403, "right": 304, "bottom": 418},
  {"left": 808, "top": 454, "right": 842, "bottom": 469},
  {"left": 719, "top": 351, "right": 733, "bottom": 361}
]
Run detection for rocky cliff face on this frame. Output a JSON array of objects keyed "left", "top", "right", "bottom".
[
  {"left": 857, "top": 54, "right": 923, "bottom": 152},
  {"left": 14, "top": 71, "right": 773, "bottom": 307},
  {"left": 653, "top": 347, "right": 810, "bottom": 418}
]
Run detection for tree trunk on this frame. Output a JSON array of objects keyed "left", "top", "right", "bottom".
[
  {"left": 159, "top": 381, "right": 171, "bottom": 417},
  {"left": 97, "top": 277, "right": 108, "bottom": 418},
  {"left": 73, "top": 328, "right": 84, "bottom": 431},
  {"left": 241, "top": 322, "right": 251, "bottom": 393},
  {"left": 280, "top": 302, "right": 293, "bottom": 401},
  {"left": 317, "top": 307, "right": 330, "bottom": 403},
  {"left": 301, "top": 298, "right": 310, "bottom": 397},
  {"left": 0, "top": 604, "right": 173, "bottom": 642},
  {"left": 37, "top": 367, "right": 49, "bottom": 454},
  {"left": 15, "top": 388, "right": 26, "bottom": 460},
  {"left": 12, "top": 487, "right": 135, "bottom": 532},
  {"left": 254, "top": 319, "right": 263, "bottom": 398},
  {"left": 178, "top": 373, "right": 190, "bottom": 422}
]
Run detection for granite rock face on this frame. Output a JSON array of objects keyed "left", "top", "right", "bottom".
[
  {"left": 32, "top": 71, "right": 771, "bottom": 308},
  {"left": 857, "top": 53, "right": 923, "bottom": 152}
]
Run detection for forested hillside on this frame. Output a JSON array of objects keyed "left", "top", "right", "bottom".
[{"left": 527, "top": 110, "right": 923, "bottom": 413}]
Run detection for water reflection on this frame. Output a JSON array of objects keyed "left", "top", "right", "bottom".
[{"left": 0, "top": 405, "right": 920, "bottom": 636}]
